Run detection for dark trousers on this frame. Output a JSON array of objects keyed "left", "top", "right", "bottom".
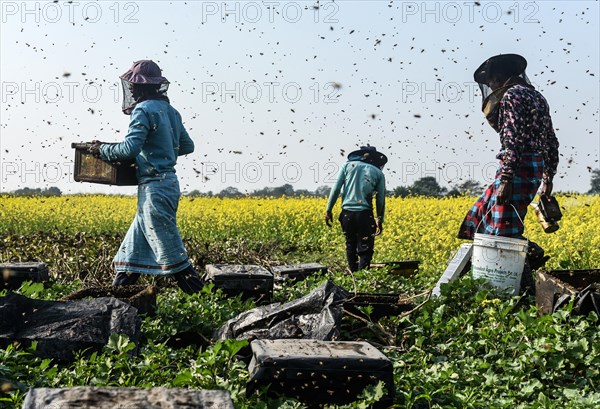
[
  {"left": 339, "top": 209, "right": 377, "bottom": 272},
  {"left": 113, "top": 265, "right": 205, "bottom": 295}
]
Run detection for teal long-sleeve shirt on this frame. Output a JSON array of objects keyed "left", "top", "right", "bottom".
[
  {"left": 326, "top": 160, "right": 386, "bottom": 223},
  {"left": 100, "top": 99, "right": 194, "bottom": 183}
]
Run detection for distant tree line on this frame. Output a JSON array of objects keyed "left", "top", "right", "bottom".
[
  {"left": 186, "top": 184, "right": 333, "bottom": 198},
  {"left": 190, "top": 169, "right": 600, "bottom": 198},
  {"left": 8, "top": 187, "right": 62, "bottom": 197},
  {"left": 186, "top": 178, "right": 487, "bottom": 198},
  {"left": 392, "top": 177, "right": 484, "bottom": 198},
  {"left": 589, "top": 169, "right": 600, "bottom": 194},
  {"left": 392, "top": 177, "right": 485, "bottom": 198},
  {"left": 6, "top": 170, "right": 599, "bottom": 197}
]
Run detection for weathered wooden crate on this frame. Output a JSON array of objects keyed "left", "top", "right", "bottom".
[
  {"left": 61, "top": 285, "right": 158, "bottom": 316},
  {"left": 22, "top": 387, "right": 234, "bottom": 409},
  {"left": 0, "top": 262, "right": 49, "bottom": 290},
  {"left": 271, "top": 263, "right": 327, "bottom": 282},
  {"left": 536, "top": 269, "right": 600, "bottom": 315},
  {"left": 72, "top": 142, "right": 138, "bottom": 185},
  {"left": 369, "top": 260, "right": 419, "bottom": 277},
  {"left": 204, "top": 264, "right": 273, "bottom": 302},
  {"left": 247, "top": 339, "right": 394, "bottom": 407},
  {"left": 344, "top": 293, "right": 414, "bottom": 321}
]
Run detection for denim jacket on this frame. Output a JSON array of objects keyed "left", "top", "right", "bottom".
[{"left": 100, "top": 100, "right": 194, "bottom": 183}]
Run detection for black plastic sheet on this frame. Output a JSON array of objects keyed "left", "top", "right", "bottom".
[
  {"left": 0, "top": 293, "right": 140, "bottom": 361},
  {"left": 215, "top": 281, "right": 348, "bottom": 341},
  {"left": 553, "top": 283, "right": 600, "bottom": 316}
]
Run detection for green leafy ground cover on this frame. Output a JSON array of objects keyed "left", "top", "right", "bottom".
[{"left": 1, "top": 196, "right": 599, "bottom": 408}]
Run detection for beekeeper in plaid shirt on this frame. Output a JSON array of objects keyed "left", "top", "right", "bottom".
[{"left": 458, "top": 54, "right": 560, "bottom": 292}]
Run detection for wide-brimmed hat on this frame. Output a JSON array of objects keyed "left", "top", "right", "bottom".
[
  {"left": 120, "top": 60, "right": 169, "bottom": 85},
  {"left": 473, "top": 54, "right": 527, "bottom": 83},
  {"left": 348, "top": 145, "right": 388, "bottom": 167}
]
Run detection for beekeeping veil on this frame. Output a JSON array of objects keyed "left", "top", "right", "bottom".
[
  {"left": 348, "top": 145, "right": 388, "bottom": 170},
  {"left": 474, "top": 54, "right": 532, "bottom": 132},
  {"left": 120, "top": 60, "right": 170, "bottom": 115}
]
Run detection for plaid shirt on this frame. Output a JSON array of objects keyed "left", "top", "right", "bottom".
[
  {"left": 458, "top": 154, "right": 543, "bottom": 239},
  {"left": 498, "top": 85, "right": 559, "bottom": 179}
]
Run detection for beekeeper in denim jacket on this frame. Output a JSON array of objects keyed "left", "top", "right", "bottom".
[{"left": 89, "top": 60, "right": 203, "bottom": 294}]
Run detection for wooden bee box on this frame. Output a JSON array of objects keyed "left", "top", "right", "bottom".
[
  {"left": 204, "top": 264, "right": 273, "bottom": 302},
  {"left": 22, "top": 387, "right": 234, "bottom": 409},
  {"left": 247, "top": 339, "right": 394, "bottom": 407},
  {"left": 271, "top": 263, "right": 327, "bottom": 282},
  {"left": 369, "top": 260, "right": 419, "bottom": 277},
  {"left": 344, "top": 293, "right": 414, "bottom": 321},
  {"left": 72, "top": 142, "right": 137, "bottom": 186},
  {"left": 536, "top": 269, "right": 600, "bottom": 315},
  {"left": 1, "top": 262, "right": 49, "bottom": 290}
]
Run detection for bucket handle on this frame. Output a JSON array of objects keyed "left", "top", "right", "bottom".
[{"left": 475, "top": 203, "right": 529, "bottom": 243}]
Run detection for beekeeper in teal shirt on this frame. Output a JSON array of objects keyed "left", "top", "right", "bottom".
[{"left": 325, "top": 146, "right": 387, "bottom": 272}]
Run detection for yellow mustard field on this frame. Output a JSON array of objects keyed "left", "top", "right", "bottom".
[{"left": 1, "top": 194, "right": 598, "bottom": 285}]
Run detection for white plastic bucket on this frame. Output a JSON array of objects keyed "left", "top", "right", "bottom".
[{"left": 472, "top": 233, "right": 528, "bottom": 296}]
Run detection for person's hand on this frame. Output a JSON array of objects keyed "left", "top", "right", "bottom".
[
  {"left": 325, "top": 211, "right": 333, "bottom": 227},
  {"left": 540, "top": 178, "right": 553, "bottom": 197},
  {"left": 88, "top": 140, "right": 104, "bottom": 158},
  {"left": 496, "top": 179, "right": 513, "bottom": 205},
  {"left": 375, "top": 220, "right": 383, "bottom": 236}
]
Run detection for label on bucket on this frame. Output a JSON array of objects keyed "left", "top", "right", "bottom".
[{"left": 472, "top": 264, "right": 521, "bottom": 294}]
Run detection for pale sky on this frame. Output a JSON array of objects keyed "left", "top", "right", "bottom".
[{"left": 1, "top": 0, "right": 599, "bottom": 194}]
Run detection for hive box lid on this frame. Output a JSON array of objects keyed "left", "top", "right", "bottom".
[
  {"left": 344, "top": 293, "right": 414, "bottom": 320},
  {"left": 205, "top": 264, "right": 273, "bottom": 279},
  {"left": 432, "top": 244, "right": 473, "bottom": 297},
  {"left": 249, "top": 339, "right": 391, "bottom": 374},
  {"left": 369, "top": 260, "right": 419, "bottom": 276},
  {"left": 538, "top": 269, "right": 600, "bottom": 291},
  {"left": 271, "top": 263, "right": 327, "bottom": 274},
  {"left": 247, "top": 339, "right": 394, "bottom": 407},
  {"left": 0, "top": 262, "right": 48, "bottom": 272},
  {"left": 1, "top": 262, "right": 49, "bottom": 289},
  {"left": 22, "top": 387, "right": 234, "bottom": 409}
]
